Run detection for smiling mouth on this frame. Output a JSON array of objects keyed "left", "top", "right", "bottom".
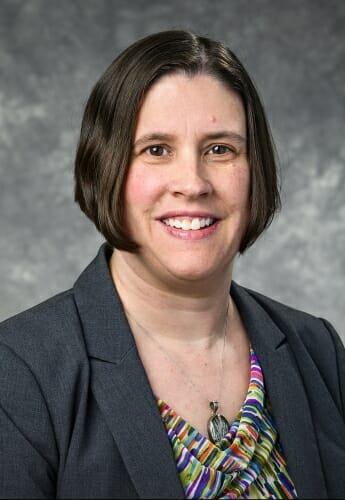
[{"left": 162, "top": 217, "right": 216, "bottom": 231}]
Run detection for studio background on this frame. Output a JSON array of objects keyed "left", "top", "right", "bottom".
[{"left": 0, "top": 0, "right": 344, "bottom": 341}]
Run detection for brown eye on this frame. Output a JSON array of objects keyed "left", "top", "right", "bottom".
[
  {"left": 145, "top": 145, "right": 167, "bottom": 156},
  {"left": 206, "top": 144, "right": 239, "bottom": 161},
  {"left": 208, "top": 145, "right": 232, "bottom": 155}
]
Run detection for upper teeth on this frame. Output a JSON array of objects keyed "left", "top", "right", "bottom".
[{"left": 163, "top": 217, "right": 215, "bottom": 230}]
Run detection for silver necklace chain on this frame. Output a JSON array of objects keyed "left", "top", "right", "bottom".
[{"left": 126, "top": 302, "right": 231, "bottom": 443}]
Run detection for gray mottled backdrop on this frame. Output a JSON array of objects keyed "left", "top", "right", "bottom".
[{"left": 1, "top": 0, "right": 344, "bottom": 341}]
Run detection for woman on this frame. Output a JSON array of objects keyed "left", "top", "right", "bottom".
[{"left": 0, "top": 30, "right": 344, "bottom": 499}]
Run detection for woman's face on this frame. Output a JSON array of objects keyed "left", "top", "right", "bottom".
[{"left": 122, "top": 73, "right": 250, "bottom": 288}]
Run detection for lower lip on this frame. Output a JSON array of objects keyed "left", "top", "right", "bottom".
[{"left": 159, "top": 220, "right": 220, "bottom": 240}]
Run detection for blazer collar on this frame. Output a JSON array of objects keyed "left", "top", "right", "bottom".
[
  {"left": 73, "top": 245, "right": 287, "bottom": 365},
  {"left": 231, "top": 283, "right": 328, "bottom": 498},
  {"left": 73, "top": 244, "right": 185, "bottom": 498},
  {"left": 73, "top": 245, "right": 327, "bottom": 499},
  {"left": 73, "top": 243, "right": 134, "bottom": 364}
]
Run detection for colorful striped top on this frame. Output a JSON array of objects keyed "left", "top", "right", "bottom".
[{"left": 157, "top": 348, "right": 298, "bottom": 498}]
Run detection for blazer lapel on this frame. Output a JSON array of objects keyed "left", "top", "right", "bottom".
[
  {"left": 89, "top": 351, "right": 185, "bottom": 499},
  {"left": 73, "top": 245, "right": 184, "bottom": 499},
  {"left": 73, "top": 245, "right": 328, "bottom": 498},
  {"left": 231, "top": 283, "right": 328, "bottom": 499}
]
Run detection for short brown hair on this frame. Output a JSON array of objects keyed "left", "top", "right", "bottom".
[{"left": 74, "top": 30, "right": 280, "bottom": 253}]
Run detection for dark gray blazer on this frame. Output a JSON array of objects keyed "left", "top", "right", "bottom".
[{"left": 0, "top": 244, "right": 344, "bottom": 499}]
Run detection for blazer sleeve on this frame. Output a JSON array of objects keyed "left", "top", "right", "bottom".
[
  {"left": 0, "top": 342, "right": 58, "bottom": 499},
  {"left": 320, "top": 318, "right": 345, "bottom": 418}
]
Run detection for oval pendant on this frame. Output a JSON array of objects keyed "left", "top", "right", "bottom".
[{"left": 207, "top": 414, "right": 230, "bottom": 443}]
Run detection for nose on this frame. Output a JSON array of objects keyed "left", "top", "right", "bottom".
[{"left": 169, "top": 152, "right": 213, "bottom": 199}]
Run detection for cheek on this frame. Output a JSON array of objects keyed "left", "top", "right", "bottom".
[
  {"left": 124, "top": 166, "right": 166, "bottom": 211},
  {"left": 239, "top": 168, "right": 251, "bottom": 226},
  {"left": 241, "top": 170, "right": 251, "bottom": 207},
  {"left": 223, "top": 165, "right": 251, "bottom": 208}
]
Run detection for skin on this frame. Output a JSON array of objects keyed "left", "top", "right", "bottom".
[
  {"left": 113, "top": 73, "right": 250, "bottom": 293},
  {"left": 110, "top": 74, "right": 251, "bottom": 436}
]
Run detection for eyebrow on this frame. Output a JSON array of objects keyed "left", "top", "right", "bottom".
[{"left": 133, "top": 131, "right": 247, "bottom": 148}]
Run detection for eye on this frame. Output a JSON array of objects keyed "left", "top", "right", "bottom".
[
  {"left": 145, "top": 145, "right": 168, "bottom": 157},
  {"left": 207, "top": 144, "right": 234, "bottom": 155}
]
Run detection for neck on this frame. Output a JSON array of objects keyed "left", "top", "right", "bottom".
[{"left": 109, "top": 249, "right": 234, "bottom": 347}]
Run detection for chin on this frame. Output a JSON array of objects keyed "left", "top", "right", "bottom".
[{"left": 164, "top": 259, "right": 229, "bottom": 284}]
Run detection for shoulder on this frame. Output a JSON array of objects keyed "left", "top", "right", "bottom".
[
  {"left": 0, "top": 289, "right": 88, "bottom": 387},
  {"left": 240, "top": 284, "right": 343, "bottom": 351},
  {"left": 0, "top": 287, "right": 83, "bottom": 344},
  {"left": 234, "top": 282, "right": 345, "bottom": 414}
]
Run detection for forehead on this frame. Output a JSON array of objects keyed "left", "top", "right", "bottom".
[{"left": 134, "top": 73, "right": 246, "bottom": 137}]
